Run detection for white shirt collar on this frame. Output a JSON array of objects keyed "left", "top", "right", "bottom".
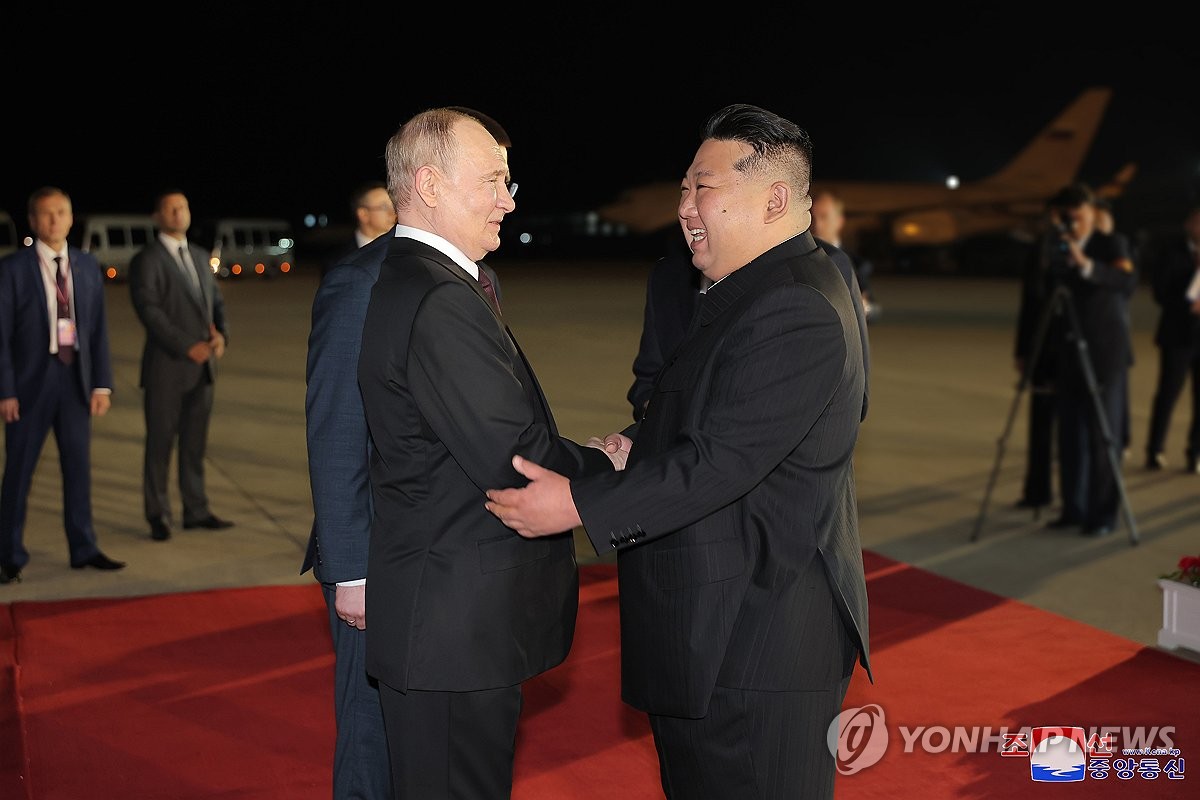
[
  {"left": 393, "top": 224, "right": 479, "bottom": 280},
  {"left": 34, "top": 240, "right": 67, "bottom": 263},
  {"left": 158, "top": 232, "right": 188, "bottom": 251}
]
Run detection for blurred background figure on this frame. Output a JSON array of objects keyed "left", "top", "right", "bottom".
[
  {"left": 1144, "top": 205, "right": 1200, "bottom": 473},
  {"left": 1013, "top": 205, "right": 1063, "bottom": 512},
  {"left": 1093, "top": 197, "right": 1135, "bottom": 459},
  {"left": 810, "top": 188, "right": 880, "bottom": 322},
  {"left": 319, "top": 180, "right": 397, "bottom": 279},
  {"left": 1042, "top": 183, "right": 1136, "bottom": 537},
  {"left": 0, "top": 186, "right": 124, "bottom": 583}
]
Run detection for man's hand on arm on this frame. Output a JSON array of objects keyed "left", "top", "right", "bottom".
[
  {"left": 485, "top": 455, "right": 582, "bottom": 537},
  {"left": 0, "top": 397, "right": 17, "bottom": 423},
  {"left": 90, "top": 391, "right": 111, "bottom": 417}
]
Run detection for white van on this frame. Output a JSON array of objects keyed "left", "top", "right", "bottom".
[
  {"left": 0, "top": 210, "right": 19, "bottom": 259},
  {"left": 79, "top": 214, "right": 157, "bottom": 281},
  {"left": 204, "top": 218, "right": 296, "bottom": 279}
]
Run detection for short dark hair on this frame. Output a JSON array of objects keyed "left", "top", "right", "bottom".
[
  {"left": 27, "top": 186, "right": 69, "bottom": 216},
  {"left": 701, "top": 104, "right": 812, "bottom": 191},
  {"left": 152, "top": 189, "right": 188, "bottom": 213},
  {"left": 351, "top": 179, "right": 388, "bottom": 210},
  {"left": 445, "top": 106, "right": 512, "bottom": 148},
  {"left": 1050, "top": 182, "right": 1095, "bottom": 210}
]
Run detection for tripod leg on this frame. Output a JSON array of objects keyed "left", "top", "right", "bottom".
[{"left": 973, "top": 283, "right": 1062, "bottom": 542}]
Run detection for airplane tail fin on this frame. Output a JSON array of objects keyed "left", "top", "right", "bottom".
[
  {"left": 1096, "top": 162, "right": 1137, "bottom": 200},
  {"left": 981, "top": 86, "right": 1112, "bottom": 195}
]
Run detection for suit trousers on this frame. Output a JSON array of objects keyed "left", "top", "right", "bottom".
[
  {"left": 142, "top": 372, "right": 213, "bottom": 524},
  {"left": 0, "top": 358, "right": 101, "bottom": 569},
  {"left": 321, "top": 583, "right": 393, "bottom": 800},
  {"left": 378, "top": 681, "right": 522, "bottom": 799},
  {"left": 1145, "top": 345, "right": 1200, "bottom": 459},
  {"left": 1057, "top": 369, "right": 1125, "bottom": 528},
  {"left": 1021, "top": 385, "right": 1057, "bottom": 505},
  {"left": 649, "top": 677, "right": 853, "bottom": 800}
]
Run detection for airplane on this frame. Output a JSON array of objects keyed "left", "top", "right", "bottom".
[{"left": 593, "top": 87, "right": 1124, "bottom": 253}]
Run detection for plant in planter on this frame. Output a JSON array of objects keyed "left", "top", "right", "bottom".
[{"left": 1158, "top": 554, "right": 1200, "bottom": 653}]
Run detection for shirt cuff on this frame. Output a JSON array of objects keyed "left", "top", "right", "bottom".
[
  {"left": 93, "top": 388, "right": 113, "bottom": 395},
  {"left": 336, "top": 578, "right": 366, "bottom": 587}
]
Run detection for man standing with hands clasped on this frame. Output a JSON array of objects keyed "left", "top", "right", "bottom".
[
  {"left": 129, "top": 190, "right": 232, "bottom": 543},
  {"left": 486, "top": 103, "right": 872, "bottom": 800}
]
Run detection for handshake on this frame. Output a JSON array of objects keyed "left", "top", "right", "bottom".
[{"left": 585, "top": 432, "right": 633, "bottom": 471}]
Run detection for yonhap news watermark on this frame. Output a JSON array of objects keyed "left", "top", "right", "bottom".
[{"left": 827, "top": 704, "right": 1185, "bottom": 783}]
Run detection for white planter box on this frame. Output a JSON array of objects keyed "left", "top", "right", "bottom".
[{"left": 1158, "top": 578, "right": 1200, "bottom": 653}]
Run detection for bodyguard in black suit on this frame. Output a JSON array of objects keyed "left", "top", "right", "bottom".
[
  {"left": 1041, "top": 184, "right": 1136, "bottom": 537},
  {"left": 1144, "top": 206, "right": 1200, "bottom": 472},
  {"left": 129, "top": 190, "right": 232, "bottom": 541},
  {"left": 487, "top": 104, "right": 872, "bottom": 800},
  {"left": 0, "top": 187, "right": 124, "bottom": 583},
  {"left": 356, "top": 108, "right": 615, "bottom": 798}
]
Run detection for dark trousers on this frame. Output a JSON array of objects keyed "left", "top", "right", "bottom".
[
  {"left": 321, "top": 583, "right": 393, "bottom": 800},
  {"left": 1021, "top": 385, "right": 1057, "bottom": 505},
  {"left": 1145, "top": 345, "right": 1200, "bottom": 459},
  {"left": 142, "top": 374, "right": 213, "bottom": 525},
  {"left": 649, "top": 678, "right": 852, "bottom": 800},
  {"left": 0, "top": 359, "right": 100, "bottom": 569},
  {"left": 1057, "top": 369, "right": 1125, "bottom": 528},
  {"left": 378, "top": 682, "right": 522, "bottom": 799}
]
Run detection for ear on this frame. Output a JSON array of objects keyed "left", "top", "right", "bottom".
[
  {"left": 764, "top": 181, "right": 789, "bottom": 222},
  {"left": 414, "top": 165, "right": 439, "bottom": 208}
]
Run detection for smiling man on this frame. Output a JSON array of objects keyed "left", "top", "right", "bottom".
[{"left": 486, "top": 103, "right": 872, "bottom": 799}]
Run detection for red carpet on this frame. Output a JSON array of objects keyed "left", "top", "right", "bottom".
[{"left": 1, "top": 555, "right": 1196, "bottom": 799}]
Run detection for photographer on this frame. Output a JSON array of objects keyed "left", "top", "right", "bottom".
[{"left": 1040, "top": 183, "right": 1136, "bottom": 537}]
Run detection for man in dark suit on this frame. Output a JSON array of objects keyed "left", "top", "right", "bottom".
[
  {"left": 486, "top": 103, "right": 872, "bottom": 799},
  {"left": 129, "top": 190, "right": 232, "bottom": 542},
  {"left": 317, "top": 180, "right": 397, "bottom": 281},
  {"left": 304, "top": 110, "right": 511, "bottom": 800},
  {"left": 1040, "top": 183, "right": 1136, "bottom": 537},
  {"left": 1144, "top": 205, "right": 1200, "bottom": 473},
  {"left": 355, "top": 107, "right": 617, "bottom": 798},
  {"left": 628, "top": 227, "right": 867, "bottom": 421},
  {"left": 0, "top": 186, "right": 125, "bottom": 583}
]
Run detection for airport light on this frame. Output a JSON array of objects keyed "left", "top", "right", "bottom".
[{"left": 946, "top": 175, "right": 961, "bottom": 190}]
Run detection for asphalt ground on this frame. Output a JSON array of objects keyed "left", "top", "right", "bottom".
[{"left": 4, "top": 260, "right": 1197, "bottom": 662}]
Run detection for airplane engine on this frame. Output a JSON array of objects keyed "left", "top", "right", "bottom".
[{"left": 891, "top": 210, "right": 958, "bottom": 246}]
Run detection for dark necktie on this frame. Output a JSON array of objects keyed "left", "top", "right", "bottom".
[
  {"left": 178, "top": 245, "right": 200, "bottom": 295},
  {"left": 54, "top": 256, "right": 75, "bottom": 365},
  {"left": 478, "top": 269, "right": 501, "bottom": 315}
]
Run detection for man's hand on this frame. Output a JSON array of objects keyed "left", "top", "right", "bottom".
[
  {"left": 187, "top": 341, "right": 213, "bottom": 364},
  {"left": 90, "top": 392, "right": 111, "bottom": 417},
  {"left": 209, "top": 324, "right": 226, "bottom": 359},
  {"left": 0, "top": 397, "right": 18, "bottom": 424},
  {"left": 334, "top": 583, "right": 366, "bottom": 631},
  {"left": 485, "top": 455, "right": 582, "bottom": 537},
  {"left": 585, "top": 432, "right": 633, "bottom": 470}
]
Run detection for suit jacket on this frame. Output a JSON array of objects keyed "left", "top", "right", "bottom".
[
  {"left": 129, "top": 239, "right": 228, "bottom": 391},
  {"left": 1053, "top": 231, "right": 1136, "bottom": 382},
  {"left": 357, "top": 235, "right": 610, "bottom": 692},
  {"left": 628, "top": 237, "right": 868, "bottom": 422},
  {"left": 574, "top": 232, "right": 871, "bottom": 719},
  {"left": 303, "top": 232, "right": 505, "bottom": 581},
  {"left": 1150, "top": 234, "right": 1200, "bottom": 349},
  {"left": 0, "top": 246, "right": 113, "bottom": 405}
]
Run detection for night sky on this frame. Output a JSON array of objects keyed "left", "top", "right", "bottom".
[{"left": 5, "top": 13, "right": 1197, "bottom": 253}]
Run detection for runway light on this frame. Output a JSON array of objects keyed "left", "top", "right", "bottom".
[
  {"left": 945, "top": 175, "right": 960, "bottom": 189},
  {"left": 255, "top": 263, "right": 266, "bottom": 274},
  {"left": 106, "top": 267, "right": 117, "bottom": 279},
  {"left": 280, "top": 262, "right": 291, "bottom": 273},
  {"left": 232, "top": 264, "right": 242, "bottom": 275}
]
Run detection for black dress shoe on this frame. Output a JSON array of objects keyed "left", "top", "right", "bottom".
[
  {"left": 1082, "top": 524, "right": 1115, "bottom": 538},
  {"left": 150, "top": 520, "right": 172, "bottom": 541},
  {"left": 1045, "top": 516, "right": 1081, "bottom": 529},
  {"left": 184, "top": 515, "right": 234, "bottom": 530},
  {"left": 71, "top": 552, "right": 126, "bottom": 570},
  {"left": 1186, "top": 455, "right": 1200, "bottom": 475},
  {"left": 0, "top": 563, "right": 21, "bottom": 584},
  {"left": 1145, "top": 453, "right": 1168, "bottom": 470},
  {"left": 1015, "top": 497, "right": 1049, "bottom": 509}
]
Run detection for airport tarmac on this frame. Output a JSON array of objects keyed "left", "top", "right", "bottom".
[{"left": 4, "top": 259, "right": 1197, "bottom": 663}]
